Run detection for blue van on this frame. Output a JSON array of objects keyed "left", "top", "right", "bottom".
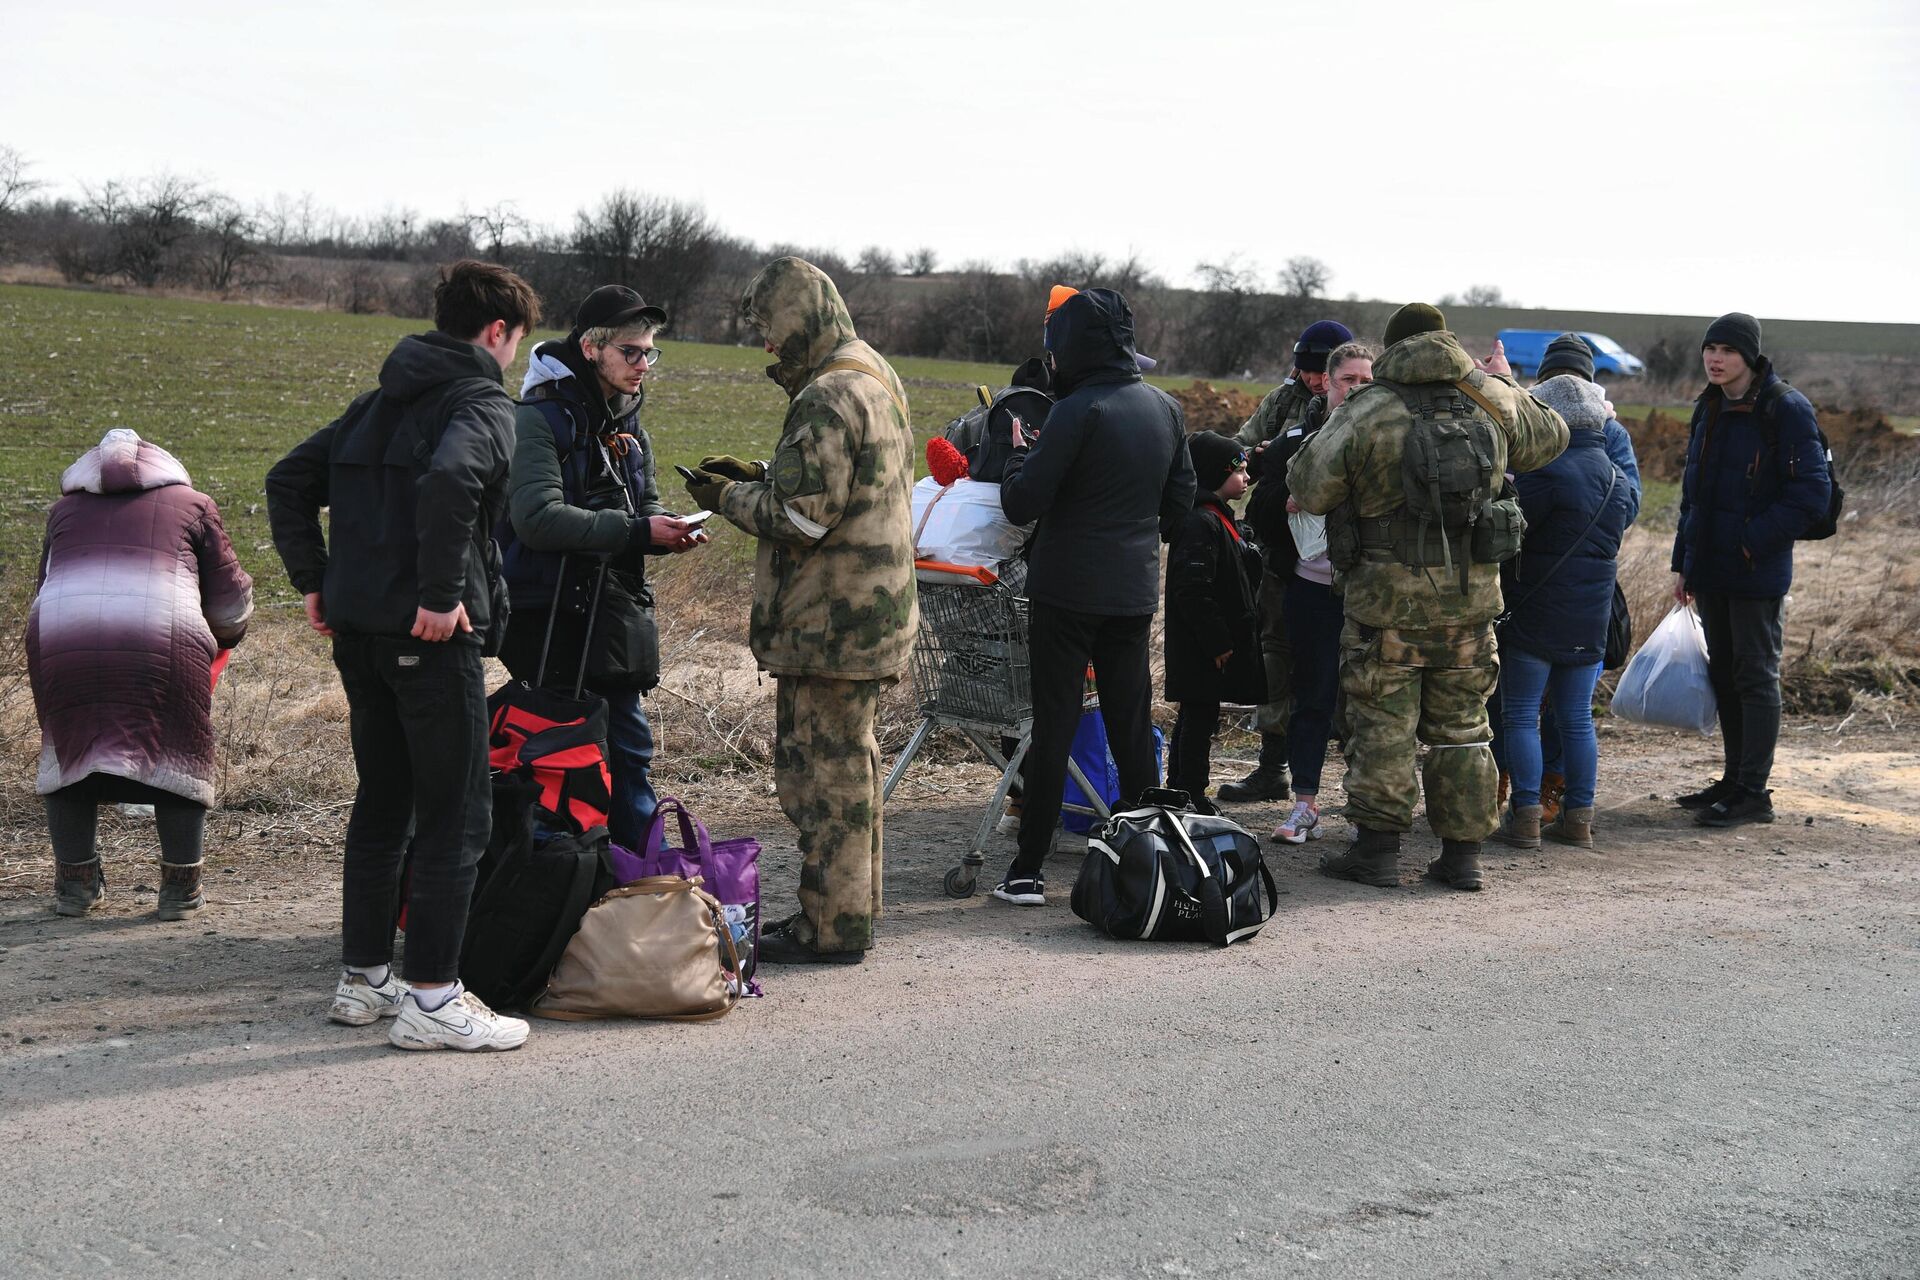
[{"left": 1498, "top": 330, "right": 1646, "bottom": 379}]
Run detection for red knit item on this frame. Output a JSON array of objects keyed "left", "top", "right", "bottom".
[{"left": 926, "top": 437, "right": 969, "bottom": 485}]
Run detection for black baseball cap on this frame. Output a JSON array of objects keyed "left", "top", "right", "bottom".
[{"left": 571, "top": 284, "right": 668, "bottom": 335}]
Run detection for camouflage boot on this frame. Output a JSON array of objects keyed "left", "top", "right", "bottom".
[
  {"left": 1494, "top": 805, "right": 1543, "bottom": 849},
  {"left": 157, "top": 859, "right": 205, "bottom": 921},
  {"left": 54, "top": 858, "right": 104, "bottom": 918},
  {"left": 1426, "top": 839, "right": 1484, "bottom": 892},
  {"left": 1317, "top": 826, "right": 1401, "bottom": 888},
  {"left": 1545, "top": 807, "right": 1594, "bottom": 849}
]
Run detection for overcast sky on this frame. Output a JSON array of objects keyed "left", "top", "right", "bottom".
[{"left": 4, "top": 0, "right": 1916, "bottom": 324}]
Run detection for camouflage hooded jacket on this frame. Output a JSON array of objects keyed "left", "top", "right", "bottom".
[
  {"left": 1234, "top": 378, "right": 1322, "bottom": 450},
  {"left": 1286, "top": 330, "right": 1568, "bottom": 630},
  {"left": 717, "top": 257, "right": 917, "bottom": 680}
]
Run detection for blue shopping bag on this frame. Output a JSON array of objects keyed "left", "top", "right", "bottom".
[{"left": 1062, "top": 710, "right": 1165, "bottom": 833}]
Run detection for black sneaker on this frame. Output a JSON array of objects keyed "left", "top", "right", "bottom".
[
  {"left": 1677, "top": 777, "right": 1739, "bottom": 811},
  {"left": 991, "top": 875, "right": 1046, "bottom": 906},
  {"left": 1697, "top": 787, "right": 1774, "bottom": 828},
  {"left": 757, "top": 917, "right": 865, "bottom": 965}
]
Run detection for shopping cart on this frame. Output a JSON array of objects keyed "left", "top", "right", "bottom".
[{"left": 883, "top": 561, "right": 1110, "bottom": 897}]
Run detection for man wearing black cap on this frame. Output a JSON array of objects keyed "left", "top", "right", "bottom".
[
  {"left": 499, "top": 285, "right": 706, "bottom": 853},
  {"left": 1671, "top": 312, "right": 1832, "bottom": 828},
  {"left": 1221, "top": 318, "right": 1353, "bottom": 803}
]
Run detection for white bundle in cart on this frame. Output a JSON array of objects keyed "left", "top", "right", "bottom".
[{"left": 911, "top": 476, "right": 1031, "bottom": 572}]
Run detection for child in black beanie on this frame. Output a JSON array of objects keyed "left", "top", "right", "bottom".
[{"left": 1162, "top": 432, "right": 1266, "bottom": 812}]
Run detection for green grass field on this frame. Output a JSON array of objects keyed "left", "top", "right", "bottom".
[{"left": 5, "top": 285, "right": 1267, "bottom": 609}]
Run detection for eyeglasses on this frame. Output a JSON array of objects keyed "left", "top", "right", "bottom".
[{"left": 612, "top": 343, "right": 662, "bottom": 369}]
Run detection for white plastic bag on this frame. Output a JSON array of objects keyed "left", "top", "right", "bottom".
[
  {"left": 1610, "top": 605, "right": 1717, "bottom": 735},
  {"left": 1288, "top": 509, "right": 1328, "bottom": 562},
  {"left": 911, "top": 477, "right": 1031, "bottom": 570}
]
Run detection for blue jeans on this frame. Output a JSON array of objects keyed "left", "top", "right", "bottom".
[
  {"left": 597, "top": 685, "right": 658, "bottom": 850},
  {"left": 1498, "top": 650, "right": 1601, "bottom": 810}
]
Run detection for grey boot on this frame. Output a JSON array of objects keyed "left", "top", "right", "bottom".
[
  {"left": 157, "top": 859, "right": 205, "bottom": 921},
  {"left": 1426, "top": 839, "right": 1484, "bottom": 892},
  {"left": 54, "top": 858, "right": 104, "bottom": 917},
  {"left": 1493, "top": 804, "right": 1543, "bottom": 850},
  {"left": 1216, "top": 735, "right": 1290, "bottom": 803},
  {"left": 1318, "top": 826, "right": 1402, "bottom": 888},
  {"left": 1545, "top": 806, "right": 1594, "bottom": 849}
]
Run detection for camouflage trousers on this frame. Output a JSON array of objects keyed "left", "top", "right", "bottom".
[
  {"left": 1251, "top": 570, "right": 1296, "bottom": 736},
  {"left": 1338, "top": 620, "right": 1500, "bottom": 841},
  {"left": 775, "top": 675, "right": 886, "bottom": 954}
]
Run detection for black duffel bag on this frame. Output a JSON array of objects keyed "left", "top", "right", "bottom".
[{"left": 1071, "top": 793, "right": 1278, "bottom": 945}]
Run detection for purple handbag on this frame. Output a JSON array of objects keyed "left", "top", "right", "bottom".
[{"left": 620, "top": 798, "right": 762, "bottom": 992}]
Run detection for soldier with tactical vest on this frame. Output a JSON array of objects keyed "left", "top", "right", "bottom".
[
  {"left": 684, "top": 257, "right": 917, "bottom": 963},
  {"left": 1288, "top": 303, "right": 1568, "bottom": 890},
  {"left": 1221, "top": 318, "right": 1353, "bottom": 804}
]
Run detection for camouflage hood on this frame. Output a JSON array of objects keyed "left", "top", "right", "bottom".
[
  {"left": 742, "top": 256, "right": 860, "bottom": 399},
  {"left": 1373, "top": 330, "right": 1477, "bottom": 385}
]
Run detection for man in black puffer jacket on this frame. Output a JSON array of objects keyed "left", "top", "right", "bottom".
[{"left": 991, "top": 289, "right": 1196, "bottom": 906}]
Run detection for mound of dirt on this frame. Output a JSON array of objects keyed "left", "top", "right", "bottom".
[
  {"left": 1625, "top": 403, "right": 1920, "bottom": 483},
  {"left": 1169, "top": 380, "right": 1264, "bottom": 434}
]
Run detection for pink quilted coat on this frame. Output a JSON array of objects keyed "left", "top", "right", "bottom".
[{"left": 26, "top": 430, "right": 254, "bottom": 806}]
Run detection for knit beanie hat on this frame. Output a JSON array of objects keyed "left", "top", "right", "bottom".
[
  {"left": 1188, "top": 430, "right": 1247, "bottom": 494},
  {"left": 1701, "top": 312, "right": 1762, "bottom": 368},
  {"left": 1537, "top": 332, "right": 1595, "bottom": 382},
  {"left": 1528, "top": 371, "right": 1610, "bottom": 433},
  {"left": 1292, "top": 319, "right": 1355, "bottom": 373},
  {"left": 1383, "top": 302, "right": 1446, "bottom": 349}
]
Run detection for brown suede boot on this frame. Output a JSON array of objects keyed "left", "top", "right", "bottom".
[
  {"left": 1425, "top": 839, "right": 1484, "bottom": 891},
  {"left": 1545, "top": 806, "right": 1594, "bottom": 849},
  {"left": 157, "top": 859, "right": 205, "bottom": 921},
  {"left": 54, "top": 858, "right": 104, "bottom": 917},
  {"left": 1540, "top": 772, "right": 1566, "bottom": 825},
  {"left": 1494, "top": 804, "right": 1543, "bottom": 850},
  {"left": 1317, "top": 826, "right": 1402, "bottom": 888}
]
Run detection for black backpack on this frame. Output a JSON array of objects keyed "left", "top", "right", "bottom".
[
  {"left": 461, "top": 775, "right": 618, "bottom": 1010},
  {"left": 943, "top": 385, "right": 1053, "bottom": 484},
  {"left": 1754, "top": 380, "right": 1843, "bottom": 541},
  {"left": 1071, "top": 794, "right": 1278, "bottom": 946}
]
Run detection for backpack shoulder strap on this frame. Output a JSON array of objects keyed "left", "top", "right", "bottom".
[
  {"left": 818, "top": 356, "right": 910, "bottom": 421},
  {"left": 1453, "top": 371, "right": 1510, "bottom": 430}
]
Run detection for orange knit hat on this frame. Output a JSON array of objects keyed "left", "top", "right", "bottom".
[{"left": 1045, "top": 285, "right": 1079, "bottom": 317}]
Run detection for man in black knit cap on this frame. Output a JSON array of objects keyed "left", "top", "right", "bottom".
[{"left": 1671, "top": 312, "right": 1832, "bottom": 828}]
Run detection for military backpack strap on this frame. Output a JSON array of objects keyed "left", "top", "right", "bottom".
[
  {"left": 1452, "top": 370, "right": 1511, "bottom": 431},
  {"left": 817, "top": 356, "right": 910, "bottom": 423}
]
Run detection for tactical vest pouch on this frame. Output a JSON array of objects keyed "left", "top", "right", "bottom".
[
  {"left": 1471, "top": 481, "right": 1527, "bottom": 565},
  {"left": 1326, "top": 502, "right": 1361, "bottom": 572}
]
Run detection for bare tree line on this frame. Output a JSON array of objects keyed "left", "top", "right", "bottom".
[{"left": 0, "top": 143, "right": 1408, "bottom": 379}]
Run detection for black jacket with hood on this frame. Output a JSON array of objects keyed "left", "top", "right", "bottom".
[
  {"left": 1000, "top": 289, "right": 1196, "bottom": 616},
  {"left": 266, "top": 331, "right": 515, "bottom": 645}
]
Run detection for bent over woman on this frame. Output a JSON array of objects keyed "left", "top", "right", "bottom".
[{"left": 28, "top": 429, "right": 253, "bottom": 918}]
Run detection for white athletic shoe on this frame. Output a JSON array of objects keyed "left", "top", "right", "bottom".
[
  {"left": 329, "top": 969, "right": 410, "bottom": 1026},
  {"left": 1274, "top": 799, "right": 1323, "bottom": 845},
  {"left": 388, "top": 988, "right": 529, "bottom": 1053}
]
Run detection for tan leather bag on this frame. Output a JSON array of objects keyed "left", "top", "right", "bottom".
[{"left": 530, "top": 876, "right": 741, "bottom": 1022}]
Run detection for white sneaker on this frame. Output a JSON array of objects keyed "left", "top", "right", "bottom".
[
  {"left": 388, "top": 988, "right": 529, "bottom": 1053},
  {"left": 1274, "top": 799, "right": 1323, "bottom": 845},
  {"left": 329, "top": 969, "right": 410, "bottom": 1026}
]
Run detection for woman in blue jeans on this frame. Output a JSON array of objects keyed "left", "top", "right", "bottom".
[{"left": 1495, "top": 374, "right": 1636, "bottom": 849}]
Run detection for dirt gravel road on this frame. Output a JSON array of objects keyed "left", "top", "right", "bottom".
[{"left": 1, "top": 718, "right": 1915, "bottom": 1278}]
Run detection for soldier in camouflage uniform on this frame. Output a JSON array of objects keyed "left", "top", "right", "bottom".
[
  {"left": 684, "top": 257, "right": 916, "bottom": 963},
  {"left": 1221, "top": 319, "right": 1353, "bottom": 803},
  {"left": 1288, "top": 304, "right": 1567, "bottom": 890}
]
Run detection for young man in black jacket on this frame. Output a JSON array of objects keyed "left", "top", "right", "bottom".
[
  {"left": 267, "top": 260, "right": 540, "bottom": 1053},
  {"left": 991, "top": 288, "right": 1196, "bottom": 905}
]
